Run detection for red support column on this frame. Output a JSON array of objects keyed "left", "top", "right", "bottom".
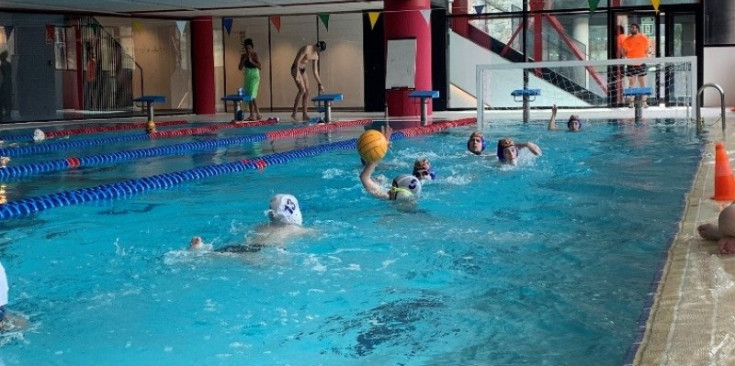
[
  {"left": 384, "top": 0, "right": 432, "bottom": 118},
  {"left": 451, "top": 0, "right": 469, "bottom": 38},
  {"left": 191, "top": 16, "right": 216, "bottom": 115},
  {"left": 531, "top": 0, "right": 544, "bottom": 62}
]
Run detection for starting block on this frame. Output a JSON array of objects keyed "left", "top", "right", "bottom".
[
  {"left": 311, "top": 93, "right": 343, "bottom": 123},
  {"left": 408, "top": 90, "right": 440, "bottom": 125},
  {"left": 221, "top": 94, "right": 253, "bottom": 121},
  {"left": 511, "top": 89, "right": 540, "bottom": 123},
  {"left": 134, "top": 95, "right": 166, "bottom": 122},
  {"left": 623, "top": 87, "right": 652, "bottom": 122}
]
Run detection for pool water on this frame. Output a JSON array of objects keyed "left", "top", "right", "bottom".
[{"left": 0, "top": 120, "right": 703, "bottom": 365}]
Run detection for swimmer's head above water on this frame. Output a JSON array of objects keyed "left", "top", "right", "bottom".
[
  {"left": 467, "top": 132, "right": 485, "bottom": 155},
  {"left": 389, "top": 174, "right": 422, "bottom": 201},
  {"left": 267, "top": 194, "right": 303, "bottom": 226},
  {"left": 497, "top": 137, "right": 519, "bottom": 164},
  {"left": 412, "top": 159, "right": 435, "bottom": 181},
  {"left": 567, "top": 115, "right": 582, "bottom": 132}
]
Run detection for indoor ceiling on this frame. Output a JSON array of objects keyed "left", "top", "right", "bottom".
[{"left": 0, "top": 0, "right": 388, "bottom": 18}]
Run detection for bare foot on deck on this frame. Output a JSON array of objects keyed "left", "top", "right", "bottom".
[
  {"left": 718, "top": 237, "right": 735, "bottom": 254},
  {"left": 698, "top": 223, "right": 722, "bottom": 240},
  {"left": 291, "top": 113, "right": 299, "bottom": 122}
]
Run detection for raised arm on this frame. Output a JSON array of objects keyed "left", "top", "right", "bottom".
[
  {"left": 360, "top": 161, "right": 389, "bottom": 200},
  {"left": 517, "top": 141, "right": 542, "bottom": 156},
  {"left": 250, "top": 51, "right": 262, "bottom": 69},
  {"left": 547, "top": 104, "right": 558, "bottom": 130}
]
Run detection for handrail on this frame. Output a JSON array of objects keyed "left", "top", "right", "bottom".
[{"left": 696, "top": 83, "right": 726, "bottom": 131}]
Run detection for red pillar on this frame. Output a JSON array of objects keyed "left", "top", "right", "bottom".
[
  {"left": 531, "top": 0, "right": 544, "bottom": 62},
  {"left": 384, "top": 0, "right": 432, "bottom": 117},
  {"left": 191, "top": 16, "right": 216, "bottom": 115},
  {"left": 451, "top": 0, "right": 469, "bottom": 38}
]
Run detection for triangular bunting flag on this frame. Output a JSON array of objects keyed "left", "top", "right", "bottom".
[
  {"left": 223, "top": 18, "right": 233, "bottom": 35},
  {"left": 588, "top": 0, "right": 601, "bottom": 12},
  {"left": 3, "top": 26, "right": 13, "bottom": 39},
  {"left": 651, "top": 0, "right": 660, "bottom": 12},
  {"left": 420, "top": 9, "right": 431, "bottom": 25},
  {"left": 318, "top": 14, "right": 330, "bottom": 31},
  {"left": 368, "top": 12, "right": 380, "bottom": 30},
  {"left": 474, "top": 5, "right": 485, "bottom": 14},
  {"left": 270, "top": 16, "right": 281, "bottom": 33},
  {"left": 176, "top": 20, "right": 187, "bottom": 35},
  {"left": 45, "top": 25, "right": 55, "bottom": 44},
  {"left": 132, "top": 21, "right": 143, "bottom": 33}
]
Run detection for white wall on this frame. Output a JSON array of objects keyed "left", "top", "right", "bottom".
[
  {"left": 702, "top": 47, "right": 735, "bottom": 107},
  {"left": 222, "top": 13, "right": 364, "bottom": 112}
]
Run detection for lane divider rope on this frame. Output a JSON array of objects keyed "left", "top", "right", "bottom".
[
  {"left": 0, "top": 118, "right": 475, "bottom": 220},
  {"left": 0, "top": 120, "right": 188, "bottom": 142},
  {"left": 0, "top": 119, "right": 372, "bottom": 180}
]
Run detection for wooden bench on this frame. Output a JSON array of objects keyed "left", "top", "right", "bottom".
[
  {"left": 408, "top": 90, "right": 440, "bottom": 124},
  {"left": 511, "top": 88, "right": 540, "bottom": 123},
  {"left": 221, "top": 94, "right": 253, "bottom": 121},
  {"left": 623, "top": 87, "right": 652, "bottom": 122},
  {"left": 133, "top": 95, "right": 166, "bottom": 122},
  {"left": 311, "top": 93, "right": 343, "bottom": 123}
]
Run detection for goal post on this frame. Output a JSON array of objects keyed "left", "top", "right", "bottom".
[{"left": 475, "top": 56, "right": 697, "bottom": 127}]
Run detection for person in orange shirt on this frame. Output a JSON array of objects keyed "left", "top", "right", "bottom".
[{"left": 622, "top": 24, "right": 651, "bottom": 106}]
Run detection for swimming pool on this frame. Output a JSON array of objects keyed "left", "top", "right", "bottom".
[{"left": 0, "top": 118, "right": 704, "bottom": 365}]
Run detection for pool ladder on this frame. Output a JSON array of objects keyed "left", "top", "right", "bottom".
[{"left": 696, "top": 83, "right": 727, "bottom": 131}]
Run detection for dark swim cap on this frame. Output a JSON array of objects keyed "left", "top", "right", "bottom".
[
  {"left": 567, "top": 115, "right": 582, "bottom": 130},
  {"left": 316, "top": 41, "right": 326, "bottom": 52},
  {"left": 467, "top": 132, "right": 486, "bottom": 155},
  {"left": 497, "top": 138, "right": 517, "bottom": 162},
  {"left": 242, "top": 38, "right": 254, "bottom": 47}
]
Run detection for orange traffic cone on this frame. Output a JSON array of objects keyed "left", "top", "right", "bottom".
[{"left": 712, "top": 142, "right": 735, "bottom": 201}]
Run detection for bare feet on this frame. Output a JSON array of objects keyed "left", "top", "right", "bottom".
[
  {"left": 698, "top": 223, "right": 722, "bottom": 240},
  {"left": 718, "top": 237, "right": 735, "bottom": 254},
  {"left": 302, "top": 114, "right": 310, "bottom": 121},
  {"left": 290, "top": 113, "right": 298, "bottom": 122},
  {"left": 255, "top": 114, "right": 262, "bottom": 120}
]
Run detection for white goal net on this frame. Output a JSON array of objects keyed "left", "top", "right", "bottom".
[{"left": 476, "top": 56, "right": 697, "bottom": 126}]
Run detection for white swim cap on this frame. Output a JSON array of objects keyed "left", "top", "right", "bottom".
[
  {"left": 33, "top": 129, "right": 46, "bottom": 142},
  {"left": 267, "top": 194, "right": 302, "bottom": 226},
  {"left": 0, "top": 261, "right": 7, "bottom": 307},
  {"left": 391, "top": 174, "right": 421, "bottom": 201}
]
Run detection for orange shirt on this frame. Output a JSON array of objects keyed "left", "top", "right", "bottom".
[
  {"left": 623, "top": 33, "right": 650, "bottom": 59},
  {"left": 617, "top": 34, "right": 627, "bottom": 57},
  {"left": 86, "top": 59, "right": 97, "bottom": 82}
]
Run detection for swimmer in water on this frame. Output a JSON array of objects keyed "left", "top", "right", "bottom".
[
  {"left": 547, "top": 104, "right": 582, "bottom": 132},
  {"left": 697, "top": 203, "right": 735, "bottom": 255},
  {"left": 467, "top": 131, "right": 486, "bottom": 155},
  {"left": 412, "top": 158, "right": 435, "bottom": 181},
  {"left": 190, "top": 194, "right": 313, "bottom": 253},
  {"left": 360, "top": 126, "right": 422, "bottom": 202},
  {"left": 496, "top": 137, "right": 542, "bottom": 165},
  {"left": 0, "top": 261, "right": 28, "bottom": 333}
]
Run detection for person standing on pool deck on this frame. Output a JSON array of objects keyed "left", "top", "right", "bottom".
[
  {"left": 290, "top": 41, "right": 326, "bottom": 122},
  {"left": 621, "top": 24, "right": 651, "bottom": 107},
  {"left": 238, "top": 38, "right": 262, "bottom": 121}
]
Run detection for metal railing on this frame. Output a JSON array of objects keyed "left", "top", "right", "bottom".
[{"left": 696, "top": 83, "right": 726, "bottom": 131}]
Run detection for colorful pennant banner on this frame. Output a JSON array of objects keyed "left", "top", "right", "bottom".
[
  {"left": 588, "top": 0, "right": 600, "bottom": 12},
  {"left": 651, "top": 0, "right": 660, "bottom": 12},
  {"left": 176, "top": 20, "right": 187, "bottom": 35},
  {"left": 270, "top": 16, "right": 281, "bottom": 33},
  {"left": 420, "top": 9, "right": 431, "bottom": 25},
  {"left": 474, "top": 5, "right": 485, "bottom": 14},
  {"left": 318, "top": 13, "right": 330, "bottom": 31},
  {"left": 223, "top": 18, "right": 233, "bottom": 35},
  {"left": 368, "top": 12, "right": 380, "bottom": 30}
]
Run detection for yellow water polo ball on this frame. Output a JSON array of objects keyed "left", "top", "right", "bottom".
[{"left": 357, "top": 129, "right": 388, "bottom": 163}]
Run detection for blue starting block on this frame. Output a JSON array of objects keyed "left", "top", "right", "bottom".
[
  {"left": 623, "top": 87, "right": 652, "bottom": 122},
  {"left": 511, "top": 89, "right": 540, "bottom": 123},
  {"left": 134, "top": 95, "right": 166, "bottom": 121},
  {"left": 221, "top": 94, "right": 253, "bottom": 121},
  {"left": 409, "top": 90, "right": 440, "bottom": 124},
  {"left": 311, "top": 93, "right": 343, "bottom": 123}
]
